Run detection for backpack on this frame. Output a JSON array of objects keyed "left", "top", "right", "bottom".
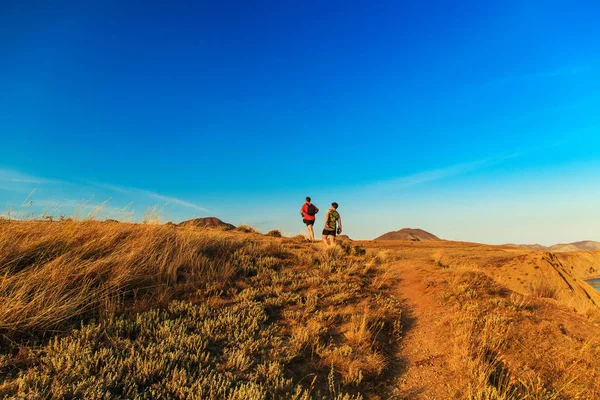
[{"left": 307, "top": 204, "right": 317, "bottom": 216}]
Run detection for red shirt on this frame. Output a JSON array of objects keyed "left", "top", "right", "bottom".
[{"left": 301, "top": 203, "right": 318, "bottom": 221}]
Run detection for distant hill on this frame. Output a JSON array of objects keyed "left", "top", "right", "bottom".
[
  {"left": 178, "top": 217, "right": 235, "bottom": 230},
  {"left": 374, "top": 228, "right": 441, "bottom": 241},
  {"left": 508, "top": 241, "right": 600, "bottom": 252},
  {"left": 550, "top": 241, "right": 600, "bottom": 252},
  {"left": 505, "top": 244, "right": 547, "bottom": 251}
]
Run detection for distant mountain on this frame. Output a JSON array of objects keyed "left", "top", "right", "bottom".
[
  {"left": 508, "top": 241, "right": 600, "bottom": 252},
  {"left": 549, "top": 241, "right": 600, "bottom": 252},
  {"left": 505, "top": 244, "right": 547, "bottom": 251},
  {"left": 178, "top": 217, "right": 235, "bottom": 230},
  {"left": 374, "top": 228, "right": 441, "bottom": 241}
]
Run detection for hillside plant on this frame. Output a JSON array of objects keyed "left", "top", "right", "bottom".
[
  {"left": 266, "top": 229, "right": 282, "bottom": 238},
  {"left": 528, "top": 278, "right": 560, "bottom": 299}
]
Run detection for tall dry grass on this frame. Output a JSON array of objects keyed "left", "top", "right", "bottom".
[{"left": 0, "top": 220, "right": 244, "bottom": 342}]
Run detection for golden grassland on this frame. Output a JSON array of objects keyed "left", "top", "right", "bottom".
[
  {"left": 0, "top": 220, "right": 402, "bottom": 399},
  {"left": 2, "top": 219, "right": 600, "bottom": 399},
  {"left": 364, "top": 240, "right": 600, "bottom": 398},
  {"left": 443, "top": 265, "right": 600, "bottom": 398}
]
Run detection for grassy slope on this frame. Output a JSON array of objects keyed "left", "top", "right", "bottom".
[
  {"left": 2, "top": 221, "right": 600, "bottom": 399},
  {"left": 0, "top": 220, "right": 401, "bottom": 399},
  {"left": 363, "top": 240, "right": 600, "bottom": 399}
]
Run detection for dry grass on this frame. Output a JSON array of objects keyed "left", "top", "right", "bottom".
[
  {"left": 528, "top": 277, "right": 560, "bottom": 299},
  {"left": 443, "top": 262, "right": 600, "bottom": 399},
  {"left": 267, "top": 229, "right": 283, "bottom": 238},
  {"left": 0, "top": 220, "right": 402, "bottom": 399},
  {"left": 236, "top": 224, "right": 258, "bottom": 233},
  {"left": 0, "top": 220, "right": 242, "bottom": 339},
  {"left": 432, "top": 249, "right": 450, "bottom": 268}
]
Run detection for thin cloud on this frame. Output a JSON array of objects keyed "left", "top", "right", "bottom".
[
  {"left": 387, "top": 159, "right": 487, "bottom": 188},
  {"left": 0, "top": 169, "right": 62, "bottom": 185},
  {"left": 147, "top": 192, "right": 209, "bottom": 213},
  {"left": 375, "top": 152, "right": 520, "bottom": 190},
  {"left": 90, "top": 182, "right": 132, "bottom": 194},
  {"left": 32, "top": 199, "right": 84, "bottom": 208},
  {"left": 89, "top": 182, "right": 209, "bottom": 213},
  {"left": 0, "top": 168, "right": 209, "bottom": 214}
]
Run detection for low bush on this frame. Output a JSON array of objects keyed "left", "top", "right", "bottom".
[
  {"left": 266, "top": 229, "right": 282, "bottom": 238},
  {"left": 236, "top": 225, "right": 258, "bottom": 233}
]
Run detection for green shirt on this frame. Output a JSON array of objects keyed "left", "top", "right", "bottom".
[{"left": 326, "top": 210, "right": 339, "bottom": 230}]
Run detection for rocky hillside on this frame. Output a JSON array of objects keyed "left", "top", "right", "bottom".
[
  {"left": 177, "top": 217, "right": 235, "bottom": 230},
  {"left": 508, "top": 240, "right": 600, "bottom": 252},
  {"left": 375, "top": 228, "right": 441, "bottom": 241}
]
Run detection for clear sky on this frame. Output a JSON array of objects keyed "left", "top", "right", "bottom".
[{"left": 1, "top": 1, "right": 599, "bottom": 244}]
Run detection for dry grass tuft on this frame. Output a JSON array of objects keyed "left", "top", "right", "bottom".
[
  {"left": 432, "top": 250, "right": 450, "bottom": 268},
  {"left": 529, "top": 278, "right": 560, "bottom": 299},
  {"left": 267, "top": 229, "right": 283, "bottom": 238},
  {"left": 236, "top": 224, "right": 258, "bottom": 233}
]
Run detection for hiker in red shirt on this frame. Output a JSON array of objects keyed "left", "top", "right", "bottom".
[{"left": 300, "top": 196, "right": 319, "bottom": 242}]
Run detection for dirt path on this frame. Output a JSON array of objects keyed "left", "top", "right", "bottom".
[{"left": 386, "top": 258, "right": 457, "bottom": 399}]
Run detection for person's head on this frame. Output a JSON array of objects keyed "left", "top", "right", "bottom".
[
  {"left": 331, "top": 202, "right": 338, "bottom": 209},
  {"left": 306, "top": 196, "right": 311, "bottom": 203}
]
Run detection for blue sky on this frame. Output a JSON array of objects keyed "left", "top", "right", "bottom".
[{"left": 1, "top": 1, "right": 599, "bottom": 244}]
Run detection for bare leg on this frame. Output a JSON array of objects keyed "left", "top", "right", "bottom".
[
  {"left": 322, "top": 234, "right": 329, "bottom": 246},
  {"left": 307, "top": 224, "right": 314, "bottom": 242},
  {"left": 328, "top": 236, "right": 335, "bottom": 246}
]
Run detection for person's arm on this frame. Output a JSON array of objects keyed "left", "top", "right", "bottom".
[
  {"left": 300, "top": 204, "right": 305, "bottom": 217},
  {"left": 338, "top": 215, "right": 342, "bottom": 233},
  {"left": 324, "top": 210, "right": 330, "bottom": 228}
]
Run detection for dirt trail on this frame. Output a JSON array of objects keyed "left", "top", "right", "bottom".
[{"left": 386, "top": 258, "right": 458, "bottom": 399}]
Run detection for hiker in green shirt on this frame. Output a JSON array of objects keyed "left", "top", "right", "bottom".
[{"left": 322, "top": 202, "right": 342, "bottom": 247}]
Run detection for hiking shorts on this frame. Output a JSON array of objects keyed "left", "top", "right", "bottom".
[
  {"left": 303, "top": 219, "right": 315, "bottom": 226},
  {"left": 322, "top": 228, "right": 336, "bottom": 237}
]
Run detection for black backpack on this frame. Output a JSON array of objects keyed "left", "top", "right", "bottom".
[{"left": 307, "top": 204, "right": 317, "bottom": 216}]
